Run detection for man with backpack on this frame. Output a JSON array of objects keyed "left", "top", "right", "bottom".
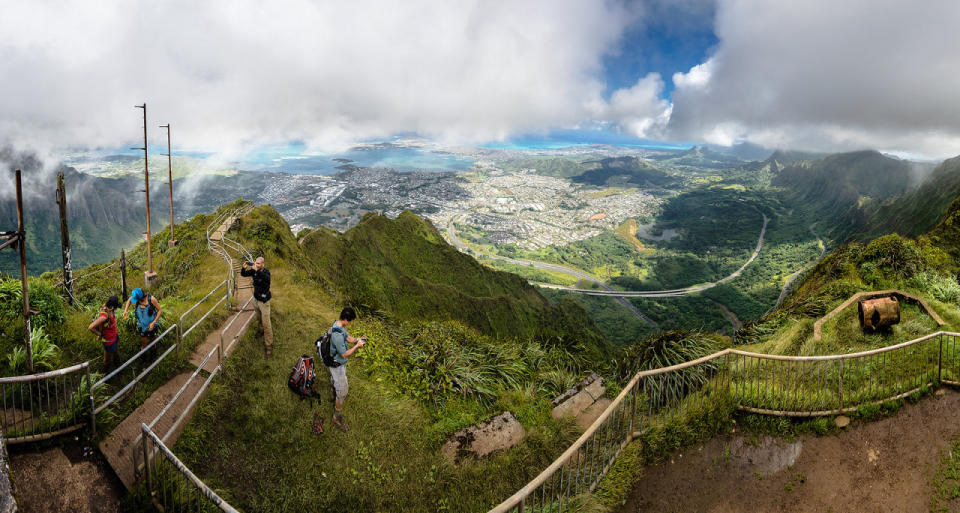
[
  {"left": 319, "top": 307, "right": 366, "bottom": 432},
  {"left": 88, "top": 295, "right": 121, "bottom": 368},
  {"left": 121, "top": 287, "right": 162, "bottom": 351},
  {"left": 241, "top": 256, "right": 273, "bottom": 358}
]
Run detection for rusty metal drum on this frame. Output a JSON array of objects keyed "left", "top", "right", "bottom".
[{"left": 858, "top": 296, "right": 900, "bottom": 331}]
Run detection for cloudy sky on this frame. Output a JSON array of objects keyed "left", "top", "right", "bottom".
[{"left": 2, "top": 0, "right": 960, "bottom": 159}]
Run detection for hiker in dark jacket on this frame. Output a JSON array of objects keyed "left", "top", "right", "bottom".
[
  {"left": 241, "top": 256, "right": 273, "bottom": 358},
  {"left": 88, "top": 295, "right": 121, "bottom": 367}
]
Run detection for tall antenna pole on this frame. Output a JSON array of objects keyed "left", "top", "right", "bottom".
[
  {"left": 56, "top": 172, "right": 73, "bottom": 305},
  {"left": 159, "top": 123, "right": 176, "bottom": 246},
  {"left": 14, "top": 170, "right": 34, "bottom": 373},
  {"left": 133, "top": 104, "right": 157, "bottom": 286}
]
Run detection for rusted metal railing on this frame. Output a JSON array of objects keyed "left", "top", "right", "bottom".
[
  {"left": 0, "top": 362, "right": 95, "bottom": 444},
  {"left": 490, "top": 331, "right": 960, "bottom": 512},
  {"left": 92, "top": 208, "right": 250, "bottom": 415},
  {"left": 139, "top": 423, "right": 239, "bottom": 513},
  {"left": 128, "top": 207, "right": 256, "bottom": 510}
]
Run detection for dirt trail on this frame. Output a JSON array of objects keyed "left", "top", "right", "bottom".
[
  {"left": 8, "top": 443, "right": 123, "bottom": 513},
  {"left": 621, "top": 389, "right": 960, "bottom": 513}
]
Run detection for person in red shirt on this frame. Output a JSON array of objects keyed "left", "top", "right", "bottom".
[{"left": 88, "top": 296, "right": 121, "bottom": 368}]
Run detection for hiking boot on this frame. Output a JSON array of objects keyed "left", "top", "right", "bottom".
[
  {"left": 332, "top": 413, "right": 349, "bottom": 432},
  {"left": 265, "top": 346, "right": 273, "bottom": 359}
]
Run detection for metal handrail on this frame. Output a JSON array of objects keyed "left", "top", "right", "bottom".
[
  {"left": 94, "top": 325, "right": 176, "bottom": 388},
  {"left": 0, "top": 361, "right": 90, "bottom": 383},
  {"left": 95, "top": 326, "right": 178, "bottom": 414},
  {"left": 219, "top": 296, "right": 255, "bottom": 356},
  {"left": 489, "top": 330, "right": 960, "bottom": 512},
  {"left": 729, "top": 330, "right": 946, "bottom": 361},
  {"left": 177, "top": 280, "right": 227, "bottom": 330},
  {"left": 139, "top": 424, "right": 240, "bottom": 513},
  {"left": 0, "top": 362, "right": 94, "bottom": 444}
]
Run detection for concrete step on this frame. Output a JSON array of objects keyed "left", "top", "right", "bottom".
[{"left": 99, "top": 372, "right": 205, "bottom": 489}]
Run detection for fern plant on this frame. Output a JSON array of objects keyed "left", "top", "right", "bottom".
[{"left": 7, "top": 326, "right": 61, "bottom": 373}]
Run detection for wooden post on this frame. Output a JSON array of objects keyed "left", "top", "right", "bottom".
[
  {"left": 134, "top": 103, "right": 157, "bottom": 287},
  {"left": 14, "top": 169, "right": 33, "bottom": 373},
  {"left": 56, "top": 172, "right": 73, "bottom": 305},
  {"left": 120, "top": 249, "right": 128, "bottom": 301},
  {"left": 160, "top": 123, "right": 177, "bottom": 247}
]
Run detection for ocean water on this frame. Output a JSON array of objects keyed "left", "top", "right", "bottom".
[
  {"left": 245, "top": 144, "right": 475, "bottom": 174},
  {"left": 482, "top": 129, "right": 693, "bottom": 151},
  {"left": 85, "top": 130, "right": 692, "bottom": 176}
]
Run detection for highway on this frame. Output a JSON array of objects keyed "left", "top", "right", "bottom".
[
  {"left": 444, "top": 218, "right": 660, "bottom": 328},
  {"left": 448, "top": 214, "right": 767, "bottom": 298}
]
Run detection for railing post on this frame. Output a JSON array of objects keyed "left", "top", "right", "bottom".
[
  {"left": 838, "top": 359, "right": 844, "bottom": 410},
  {"left": 86, "top": 363, "right": 96, "bottom": 439},
  {"left": 939, "top": 333, "right": 943, "bottom": 385},
  {"left": 141, "top": 424, "right": 152, "bottom": 492}
]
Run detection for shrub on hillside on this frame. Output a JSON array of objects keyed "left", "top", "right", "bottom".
[
  {"left": 7, "top": 326, "right": 61, "bottom": 373},
  {"left": 613, "top": 330, "right": 721, "bottom": 407},
  {"left": 358, "top": 318, "right": 587, "bottom": 403},
  {"left": 0, "top": 278, "right": 65, "bottom": 327},
  {"left": 908, "top": 271, "right": 960, "bottom": 303},
  {"left": 860, "top": 234, "right": 924, "bottom": 278}
]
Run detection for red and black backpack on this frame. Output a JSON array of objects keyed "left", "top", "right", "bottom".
[{"left": 288, "top": 355, "right": 318, "bottom": 400}]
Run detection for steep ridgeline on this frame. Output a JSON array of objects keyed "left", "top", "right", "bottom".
[
  {"left": 300, "top": 210, "right": 608, "bottom": 354},
  {"left": 769, "top": 150, "right": 920, "bottom": 241},
  {"left": 860, "top": 156, "right": 960, "bottom": 239},
  {"left": 0, "top": 164, "right": 168, "bottom": 274},
  {"left": 743, "top": 192, "right": 960, "bottom": 351}
]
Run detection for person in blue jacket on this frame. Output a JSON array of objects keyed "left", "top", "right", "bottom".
[{"left": 121, "top": 287, "right": 163, "bottom": 350}]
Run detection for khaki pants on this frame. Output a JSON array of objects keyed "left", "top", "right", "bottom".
[{"left": 254, "top": 299, "right": 273, "bottom": 348}]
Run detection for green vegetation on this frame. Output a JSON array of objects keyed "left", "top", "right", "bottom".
[
  {"left": 299, "top": 210, "right": 608, "bottom": 356},
  {"left": 175, "top": 205, "right": 608, "bottom": 512},
  {"left": 931, "top": 431, "right": 960, "bottom": 512},
  {"left": 540, "top": 289, "right": 656, "bottom": 346},
  {"left": 0, "top": 200, "right": 254, "bottom": 444}
]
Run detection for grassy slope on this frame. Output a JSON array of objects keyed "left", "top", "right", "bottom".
[
  {"left": 176, "top": 205, "right": 602, "bottom": 512},
  {"left": 739, "top": 196, "right": 960, "bottom": 357},
  {"left": 0, "top": 200, "right": 256, "bottom": 438},
  {"left": 299, "top": 210, "right": 607, "bottom": 354}
]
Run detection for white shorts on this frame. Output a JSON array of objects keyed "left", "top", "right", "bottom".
[{"left": 327, "top": 364, "right": 348, "bottom": 403}]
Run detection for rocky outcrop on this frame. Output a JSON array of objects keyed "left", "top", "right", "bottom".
[
  {"left": 441, "top": 412, "right": 526, "bottom": 464},
  {"left": 0, "top": 434, "right": 17, "bottom": 513},
  {"left": 551, "top": 373, "right": 606, "bottom": 420}
]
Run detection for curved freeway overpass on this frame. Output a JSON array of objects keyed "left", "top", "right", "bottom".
[
  {"left": 445, "top": 213, "right": 768, "bottom": 325},
  {"left": 446, "top": 214, "right": 767, "bottom": 297}
]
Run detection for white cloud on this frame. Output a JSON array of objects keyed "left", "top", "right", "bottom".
[
  {"left": 602, "top": 73, "right": 673, "bottom": 138},
  {"left": 0, "top": 0, "right": 634, "bottom": 153},
  {"left": 667, "top": 0, "right": 960, "bottom": 158}
]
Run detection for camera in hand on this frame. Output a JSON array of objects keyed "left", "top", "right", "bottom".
[{"left": 245, "top": 261, "right": 253, "bottom": 266}]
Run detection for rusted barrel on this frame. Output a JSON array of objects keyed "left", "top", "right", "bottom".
[{"left": 858, "top": 296, "right": 900, "bottom": 331}]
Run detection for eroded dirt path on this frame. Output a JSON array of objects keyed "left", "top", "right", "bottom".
[{"left": 621, "top": 388, "right": 960, "bottom": 513}]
